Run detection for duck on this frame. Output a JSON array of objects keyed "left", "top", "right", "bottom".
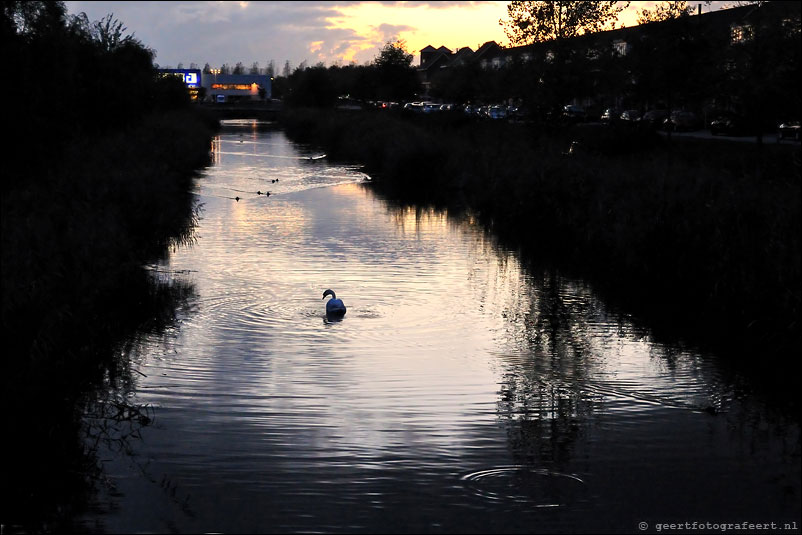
[{"left": 322, "top": 289, "right": 346, "bottom": 317}]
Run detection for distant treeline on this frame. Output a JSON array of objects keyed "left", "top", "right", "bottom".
[
  {"left": 1, "top": 2, "right": 216, "bottom": 529},
  {"left": 280, "top": 108, "right": 801, "bottom": 366},
  {"left": 271, "top": 40, "right": 420, "bottom": 106}
]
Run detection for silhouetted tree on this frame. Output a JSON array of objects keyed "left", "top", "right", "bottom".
[
  {"left": 501, "top": 1, "right": 629, "bottom": 44},
  {"left": 718, "top": 1, "right": 801, "bottom": 144},
  {"left": 637, "top": 1, "right": 695, "bottom": 24},
  {"left": 285, "top": 64, "right": 337, "bottom": 107},
  {"left": 372, "top": 40, "right": 419, "bottom": 101},
  {"left": 500, "top": 1, "right": 630, "bottom": 118},
  {"left": 374, "top": 39, "right": 413, "bottom": 68},
  {"left": 81, "top": 12, "right": 143, "bottom": 52}
]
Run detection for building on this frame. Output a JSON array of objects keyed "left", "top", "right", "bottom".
[
  {"left": 417, "top": 1, "right": 800, "bottom": 117},
  {"left": 417, "top": 42, "right": 502, "bottom": 94},
  {"left": 203, "top": 73, "right": 272, "bottom": 103},
  {"left": 157, "top": 69, "right": 272, "bottom": 103}
]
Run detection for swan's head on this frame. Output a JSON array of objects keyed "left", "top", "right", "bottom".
[{"left": 323, "top": 289, "right": 336, "bottom": 300}]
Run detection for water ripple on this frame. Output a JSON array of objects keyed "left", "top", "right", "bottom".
[
  {"left": 461, "top": 466, "right": 586, "bottom": 506},
  {"left": 78, "top": 125, "right": 800, "bottom": 535}
]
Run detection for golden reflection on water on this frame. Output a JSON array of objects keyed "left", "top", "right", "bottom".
[
  {"left": 174, "top": 123, "right": 734, "bottom": 432},
  {"left": 84, "top": 124, "right": 800, "bottom": 534}
]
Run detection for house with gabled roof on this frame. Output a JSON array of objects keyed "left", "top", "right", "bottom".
[
  {"left": 416, "top": 2, "right": 800, "bottom": 116},
  {"left": 450, "top": 47, "right": 474, "bottom": 67},
  {"left": 472, "top": 41, "right": 504, "bottom": 69},
  {"left": 418, "top": 45, "right": 455, "bottom": 94}
]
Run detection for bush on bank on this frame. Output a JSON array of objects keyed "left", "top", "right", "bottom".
[
  {"left": 280, "top": 107, "right": 801, "bottom": 357},
  {"left": 1, "top": 104, "right": 218, "bottom": 530},
  {"left": 2, "top": 1, "right": 218, "bottom": 399},
  {"left": 1, "top": 3, "right": 219, "bottom": 528}
]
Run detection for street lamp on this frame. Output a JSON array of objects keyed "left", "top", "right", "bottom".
[{"left": 210, "top": 68, "right": 221, "bottom": 103}]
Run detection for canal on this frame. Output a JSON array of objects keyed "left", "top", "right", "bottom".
[{"left": 78, "top": 120, "right": 800, "bottom": 533}]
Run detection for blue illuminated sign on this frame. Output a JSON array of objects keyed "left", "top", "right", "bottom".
[
  {"left": 158, "top": 69, "right": 202, "bottom": 88},
  {"left": 181, "top": 71, "right": 199, "bottom": 87}
]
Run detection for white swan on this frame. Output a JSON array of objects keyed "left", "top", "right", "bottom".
[{"left": 322, "top": 289, "right": 346, "bottom": 317}]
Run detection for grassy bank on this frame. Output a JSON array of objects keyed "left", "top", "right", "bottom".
[
  {"left": 280, "top": 108, "right": 801, "bottom": 359},
  {"left": 1, "top": 106, "right": 218, "bottom": 529}
]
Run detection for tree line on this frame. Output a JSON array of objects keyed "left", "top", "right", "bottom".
[
  {"left": 2, "top": 0, "right": 195, "bottom": 188},
  {"left": 179, "top": 40, "right": 421, "bottom": 106},
  {"left": 189, "top": 0, "right": 799, "bottom": 132}
]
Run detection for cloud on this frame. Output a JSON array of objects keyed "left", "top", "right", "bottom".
[
  {"left": 63, "top": 1, "right": 513, "bottom": 69},
  {"left": 373, "top": 22, "right": 416, "bottom": 42},
  {"left": 65, "top": 1, "right": 389, "bottom": 68}
]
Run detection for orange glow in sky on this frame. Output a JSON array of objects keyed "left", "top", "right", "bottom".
[
  {"left": 64, "top": 1, "right": 728, "bottom": 70},
  {"left": 327, "top": 2, "right": 510, "bottom": 63},
  {"left": 321, "top": 1, "right": 705, "bottom": 65}
]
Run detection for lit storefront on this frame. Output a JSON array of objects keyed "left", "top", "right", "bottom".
[
  {"left": 203, "top": 73, "right": 271, "bottom": 103},
  {"left": 156, "top": 69, "right": 272, "bottom": 103}
]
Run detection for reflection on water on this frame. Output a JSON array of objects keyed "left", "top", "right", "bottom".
[{"left": 79, "top": 120, "right": 800, "bottom": 533}]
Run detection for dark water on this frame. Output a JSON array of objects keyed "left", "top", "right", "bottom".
[{"left": 77, "top": 120, "right": 801, "bottom": 534}]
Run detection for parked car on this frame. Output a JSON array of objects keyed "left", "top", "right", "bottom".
[
  {"left": 403, "top": 102, "right": 424, "bottom": 113},
  {"left": 600, "top": 108, "right": 622, "bottom": 124},
  {"left": 562, "top": 104, "right": 587, "bottom": 122},
  {"left": 664, "top": 111, "right": 701, "bottom": 132},
  {"left": 620, "top": 109, "right": 641, "bottom": 124},
  {"left": 709, "top": 113, "right": 754, "bottom": 136},
  {"left": 778, "top": 120, "right": 800, "bottom": 140},
  {"left": 487, "top": 105, "right": 508, "bottom": 120},
  {"left": 641, "top": 109, "right": 670, "bottom": 128},
  {"left": 422, "top": 102, "right": 441, "bottom": 113}
]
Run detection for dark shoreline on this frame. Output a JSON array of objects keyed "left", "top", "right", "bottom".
[
  {"left": 279, "top": 107, "right": 801, "bottom": 374},
  {"left": 2, "top": 106, "right": 218, "bottom": 531}
]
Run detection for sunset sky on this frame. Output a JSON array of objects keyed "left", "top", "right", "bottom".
[{"left": 64, "top": 1, "right": 729, "bottom": 71}]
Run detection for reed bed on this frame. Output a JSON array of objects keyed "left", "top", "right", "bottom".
[{"left": 281, "top": 108, "right": 801, "bottom": 359}]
